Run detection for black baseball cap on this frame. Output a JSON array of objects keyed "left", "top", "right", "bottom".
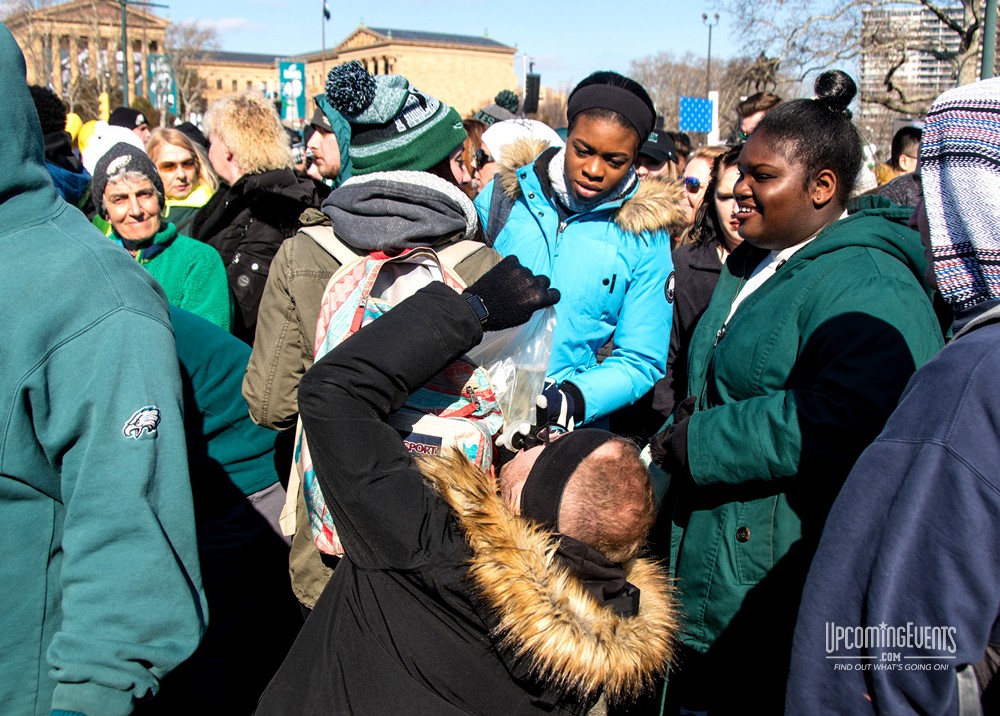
[
  {"left": 109, "top": 107, "right": 148, "bottom": 130},
  {"left": 638, "top": 129, "right": 678, "bottom": 164}
]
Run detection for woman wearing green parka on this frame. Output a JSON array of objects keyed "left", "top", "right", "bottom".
[{"left": 649, "top": 71, "right": 944, "bottom": 713}]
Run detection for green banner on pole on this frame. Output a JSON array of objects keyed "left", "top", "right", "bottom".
[
  {"left": 279, "top": 62, "right": 306, "bottom": 124},
  {"left": 147, "top": 54, "right": 176, "bottom": 115}
]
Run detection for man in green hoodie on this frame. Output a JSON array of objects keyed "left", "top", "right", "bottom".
[
  {"left": 305, "top": 94, "right": 353, "bottom": 188},
  {"left": 0, "top": 22, "right": 206, "bottom": 716}
]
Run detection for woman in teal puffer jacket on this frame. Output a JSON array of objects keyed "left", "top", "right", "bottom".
[{"left": 650, "top": 70, "right": 945, "bottom": 713}]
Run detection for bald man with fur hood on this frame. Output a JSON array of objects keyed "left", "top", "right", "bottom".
[{"left": 256, "top": 258, "right": 676, "bottom": 715}]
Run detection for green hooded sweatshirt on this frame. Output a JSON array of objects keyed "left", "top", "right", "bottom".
[
  {"left": 666, "top": 198, "right": 944, "bottom": 709},
  {"left": 0, "top": 21, "right": 206, "bottom": 716}
]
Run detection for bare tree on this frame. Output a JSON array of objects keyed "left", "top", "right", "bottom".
[
  {"left": 629, "top": 50, "right": 707, "bottom": 130},
  {"left": 862, "top": 0, "right": 987, "bottom": 114},
  {"left": 4, "top": 0, "right": 127, "bottom": 115},
  {"left": 166, "top": 20, "right": 219, "bottom": 119},
  {"left": 628, "top": 50, "right": 800, "bottom": 141},
  {"left": 3, "top": 0, "right": 57, "bottom": 87},
  {"left": 717, "top": 0, "right": 994, "bottom": 115},
  {"left": 529, "top": 84, "right": 570, "bottom": 129}
]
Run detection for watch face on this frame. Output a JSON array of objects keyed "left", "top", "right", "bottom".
[{"left": 465, "top": 294, "right": 489, "bottom": 323}]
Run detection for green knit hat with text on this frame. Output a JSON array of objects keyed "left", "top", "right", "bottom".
[{"left": 324, "top": 60, "right": 466, "bottom": 174}]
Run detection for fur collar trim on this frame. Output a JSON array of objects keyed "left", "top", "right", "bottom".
[
  {"left": 419, "top": 450, "right": 678, "bottom": 703},
  {"left": 498, "top": 138, "right": 688, "bottom": 238}
]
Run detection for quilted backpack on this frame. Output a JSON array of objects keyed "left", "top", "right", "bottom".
[{"left": 292, "top": 232, "right": 503, "bottom": 556}]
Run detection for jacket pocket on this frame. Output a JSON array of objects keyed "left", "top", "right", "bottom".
[
  {"left": 733, "top": 497, "right": 776, "bottom": 585},
  {"left": 227, "top": 252, "right": 270, "bottom": 330}
]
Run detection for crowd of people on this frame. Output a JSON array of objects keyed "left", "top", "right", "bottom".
[{"left": 3, "top": 14, "right": 998, "bottom": 715}]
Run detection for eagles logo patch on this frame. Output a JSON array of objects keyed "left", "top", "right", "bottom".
[
  {"left": 123, "top": 405, "right": 160, "bottom": 439},
  {"left": 665, "top": 271, "right": 676, "bottom": 304}
]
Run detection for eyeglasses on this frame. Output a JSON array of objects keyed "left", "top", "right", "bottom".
[
  {"left": 156, "top": 158, "right": 196, "bottom": 172},
  {"left": 474, "top": 148, "right": 494, "bottom": 170},
  {"left": 683, "top": 176, "right": 703, "bottom": 194}
]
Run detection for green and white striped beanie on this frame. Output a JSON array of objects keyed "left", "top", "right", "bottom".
[{"left": 325, "top": 61, "right": 466, "bottom": 175}]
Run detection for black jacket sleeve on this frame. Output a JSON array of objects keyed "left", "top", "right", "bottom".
[{"left": 297, "top": 282, "right": 484, "bottom": 569}]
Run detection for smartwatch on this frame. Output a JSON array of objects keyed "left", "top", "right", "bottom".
[{"left": 463, "top": 293, "right": 490, "bottom": 325}]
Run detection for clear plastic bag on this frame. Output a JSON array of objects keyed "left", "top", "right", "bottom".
[{"left": 466, "top": 306, "right": 556, "bottom": 432}]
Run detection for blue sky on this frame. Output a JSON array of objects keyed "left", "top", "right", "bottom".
[{"left": 162, "top": 0, "right": 738, "bottom": 90}]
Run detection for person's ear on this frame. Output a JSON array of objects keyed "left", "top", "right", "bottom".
[
  {"left": 899, "top": 154, "right": 917, "bottom": 173},
  {"left": 811, "top": 169, "right": 837, "bottom": 208}
]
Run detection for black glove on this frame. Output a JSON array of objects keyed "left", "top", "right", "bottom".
[
  {"left": 672, "top": 396, "right": 697, "bottom": 425},
  {"left": 649, "top": 417, "right": 691, "bottom": 479},
  {"left": 462, "top": 255, "right": 560, "bottom": 332}
]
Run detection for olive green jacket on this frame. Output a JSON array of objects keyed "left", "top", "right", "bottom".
[{"left": 244, "top": 208, "right": 500, "bottom": 607}]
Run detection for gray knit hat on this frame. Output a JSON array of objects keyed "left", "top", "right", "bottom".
[
  {"left": 92, "top": 142, "right": 164, "bottom": 215},
  {"left": 474, "top": 89, "right": 520, "bottom": 126},
  {"left": 325, "top": 61, "right": 466, "bottom": 175}
]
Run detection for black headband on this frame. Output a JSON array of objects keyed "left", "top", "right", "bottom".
[
  {"left": 567, "top": 84, "right": 655, "bottom": 141},
  {"left": 520, "top": 429, "right": 616, "bottom": 531}
]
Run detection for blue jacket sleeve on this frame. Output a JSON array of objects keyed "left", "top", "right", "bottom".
[
  {"left": 569, "top": 229, "right": 673, "bottom": 423},
  {"left": 45, "top": 310, "right": 207, "bottom": 716}
]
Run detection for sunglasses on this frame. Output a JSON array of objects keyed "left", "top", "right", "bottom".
[
  {"left": 474, "top": 148, "right": 494, "bottom": 170},
  {"left": 157, "top": 158, "right": 197, "bottom": 172},
  {"left": 683, "top": 176, "right": 703, "bottom": 194}
]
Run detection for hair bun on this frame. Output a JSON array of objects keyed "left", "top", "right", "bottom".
[
  {"left": 326, "top": 60, "right": 377, "bottom": 116},
  {"left": 814, "top": 70, "right": 857, "bottom": 116}
]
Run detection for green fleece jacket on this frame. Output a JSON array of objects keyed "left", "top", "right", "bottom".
[
  {"left": 666, "top": 199, "right": 944, "bottom": 707},
  {"left": 0, "top": 22, "right": 206, "bottom": 716},
  {"left": 112, "top": 221, "right": 231, "bottom": 331}
]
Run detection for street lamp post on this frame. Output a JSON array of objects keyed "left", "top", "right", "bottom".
[
  {"left": 702, "top": 12, "right": 720, "bottom": 97},
  {"left": 120, "top": 0, "right": 129, "bottom": 107},
  {"left": 118, "top": 0, "right": 168, "bottom": 108}
]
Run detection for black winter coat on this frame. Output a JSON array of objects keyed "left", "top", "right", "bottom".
[
  {"left": 255, "top": 284, "right": 675, "bottom": 715},
  {"left": 650, "top": 240, "right": 723, "bottom": 423},
  {"left": 192, "top": 168, "right": 327, "bottom": 343}
]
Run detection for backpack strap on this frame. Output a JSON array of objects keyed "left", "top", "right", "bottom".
[
  {"left": 957, "top": 664, "right": 983, "bottom": 716},
  {"left": 299, "top": 224, "right": 364, "bottom": 266},
  {"left": 484, "top": 183, "right": 515, "bottom": 247},
  {"left": 436, "top": 239, "right": 485, "bottom": 268}
]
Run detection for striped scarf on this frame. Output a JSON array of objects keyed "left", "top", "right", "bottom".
[{"left": 922, "top": 76, "right": 1000, "bottom": 310}]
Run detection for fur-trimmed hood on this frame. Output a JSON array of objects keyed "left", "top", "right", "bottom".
[
  {"left": 419, "top": 450, "right": 678, "bottom": 705},
  {"left": 497, "top": 138, "right": 688, "bottom": 239}
]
